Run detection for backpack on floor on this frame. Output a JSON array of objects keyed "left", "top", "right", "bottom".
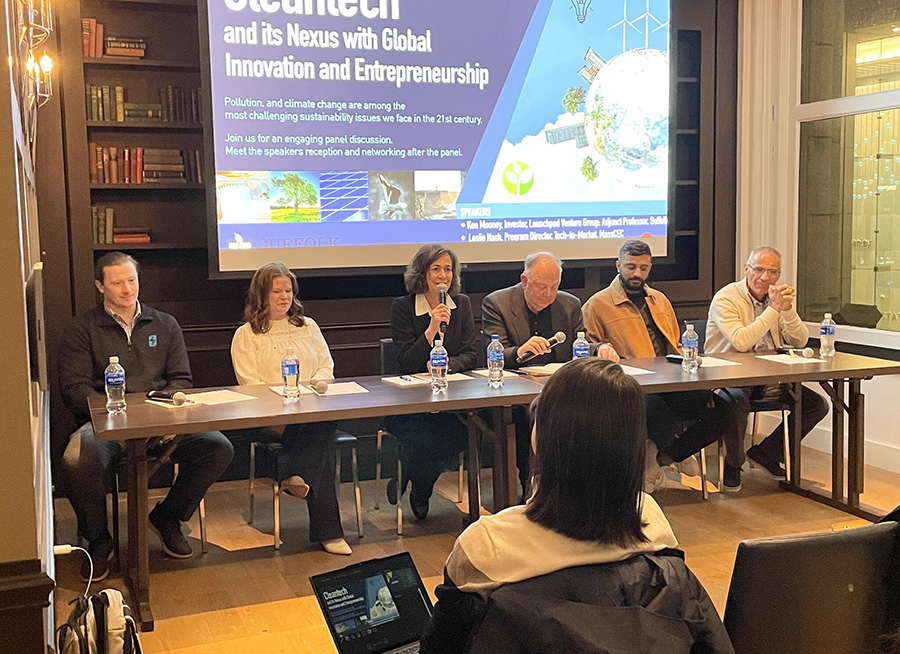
[{"left": 57, "top": 588, "right": 142, "bottom": 654}]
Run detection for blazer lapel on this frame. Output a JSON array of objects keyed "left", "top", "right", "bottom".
[{"left": 510, "top": 285, "right": 531, "bottom": 345}]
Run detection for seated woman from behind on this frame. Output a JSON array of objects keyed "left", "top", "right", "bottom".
[{"left": 420, "top": 357, "right": 734, "bottom": 654}]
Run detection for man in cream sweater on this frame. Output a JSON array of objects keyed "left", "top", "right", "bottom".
[{"left": 705, "top": 246, "right": 828, "bottom": 490}]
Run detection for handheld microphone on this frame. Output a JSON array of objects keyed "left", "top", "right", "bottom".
[
  {"left": 311, "top": 380, "right": 328, "bottom": 394},
  {"left": 776, "top": 347, "right": 815, "bottom": 358},
  {"left": 516, "top": 332, "right": 567, "bottom": 365},
  {"left": 146, "top": 390, "right": 187, "bottom": 405},
  {"left": 437, "top": 283, "right": 449, "bottom": 333}
]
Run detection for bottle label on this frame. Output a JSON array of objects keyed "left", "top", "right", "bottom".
[
  {"left": 105, "top": 371, "right": 125, "bottom": 387},
  {"left": 487, "top": 349, "right": 503, "bottom": 363},
  {"left": 573, "top": 343, "right": 590, "bottom": 358},
  {"left": 820, "top": 325, "right": 835, "bottom": 336},
  {"left": 430, "top": 353, "right": 448, "bottom": 368},
  {"left": 281, "top": 361, "right": 298, "bottom": 376},
  {"left": 682, "top": 337, "right": 699, "bottom": 350}
]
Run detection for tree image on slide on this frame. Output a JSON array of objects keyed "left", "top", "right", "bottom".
[
  {"left": 562, "top": 86, "right": 586, "bottom": 114},
  {"left": 270, "top": 173, "right": 320, "bottom": 222}
]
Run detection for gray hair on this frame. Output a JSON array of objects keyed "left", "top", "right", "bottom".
[
  {"left": 747, "top": 246, "right": 781, "bottom": 266},
  {"left": 523, "top": 251, "right": 562, "bottom": 275}
]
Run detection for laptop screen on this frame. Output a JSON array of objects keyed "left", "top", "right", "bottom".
[{"left": 311, "top": 553, "right": 434, "bottom": 654}]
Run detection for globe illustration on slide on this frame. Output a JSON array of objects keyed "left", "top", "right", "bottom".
[{"left": 583, "top": 48, "right": 669, "bottom": 187}]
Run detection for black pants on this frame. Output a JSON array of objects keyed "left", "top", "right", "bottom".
[
  {"left": 62, "top": 423, "right": 234, "bottom": 544},
  {"left": 645, "top": 389, "right": 750, "bottom": 463},
  {"left": 722, "top": 385, "right": 829, "bottom": 467},
  {"left": 245, "top": 422, "right": 344, "bottom": 543},
  {"left": 384, "top": 413, "right": 467, "bottom": 501}
]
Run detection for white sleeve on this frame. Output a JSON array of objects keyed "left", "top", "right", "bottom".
[
  {"left": 230, "top": 324, "right": 266, "bottom": 386},
  {"left": 307, "top": 319, "right": 335, "bottom": 380}
]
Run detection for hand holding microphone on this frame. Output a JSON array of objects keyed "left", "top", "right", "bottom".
[
  {"left": 516, "top": 332, "right": 566, "bottom": 364},
  {"left": 436, "top": 283, "right": 449, "bottom": 333},
  {"left": 146, "top": 390, "right": 187, "bottom": 405}
]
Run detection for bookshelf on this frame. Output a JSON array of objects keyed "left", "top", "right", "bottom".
[{"left": 62, "top": 0, "right": 211, "bottom": 311}]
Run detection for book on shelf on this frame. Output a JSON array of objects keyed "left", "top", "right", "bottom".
[
  {"left": 104, "top": 36, "right": 146, "bottom": 58},
  {"left": 114, "top": 226, "right": 151, "bottom": 235},
  {"left": 95, "top": 23, "right": 104, "bottom": 62},
  {"left": 113, "top": 234, "right": 152, "bottom": 244},
  {"left": 91, "top": 206, "right": 116, "bottom": 244},
  {"left": 115, "top": 86, "right": 125, "bottom": 122}
]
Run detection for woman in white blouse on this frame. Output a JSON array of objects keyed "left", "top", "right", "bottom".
[{"left": 231, "top": 262, "right": 350, "bottom": 556}]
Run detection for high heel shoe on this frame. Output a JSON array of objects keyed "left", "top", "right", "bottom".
[
  {"left": 322, "top": 538, "right": 352, "bottom": 555},
  {"left": 280, "top": 475, "right": 310, "bottom": 499}
]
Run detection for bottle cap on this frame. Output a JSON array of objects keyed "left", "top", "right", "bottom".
[
  {"left": 491, "top": 334, "right": 499, "bottom": 340},
  {"left": 577, "top": 331, "right": 585, "bottom": 338},
  {"left": 825, "top": 313, "right": 832, "bottom": 319},
  {"left": 686, "top": 324, "right": 694, "bottom": 330},
  {"left": 109, "top": 356, "right": 119, "bottom": 364},
  {"left": 434, "top": 338, "right": 442, "bottom": 346}
]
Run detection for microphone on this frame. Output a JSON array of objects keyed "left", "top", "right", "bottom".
[
  {"left": 311, "top": 380, "right": 328, "bottom": 394},
  {"left": 777, "top": 346, "right": 815, "bottom": 358},
  {"left": 437, "top": 283, "right": 448, "bottom": 333},
  {"left": 516, "top": 332, "right": 567, "bottom": 365},
  {"left": 146, "top": 390, "right": 187, "bottom": 405}
]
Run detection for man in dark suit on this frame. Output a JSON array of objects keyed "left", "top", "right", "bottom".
[{"left": 481, "top": 252, "right": 619, "bottom": 497}]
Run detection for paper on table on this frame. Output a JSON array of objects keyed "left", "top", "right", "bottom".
[
  {"left": 269, "top": 382, "right": 370, "bottom": 396},
  {"left": 412, "top": 372, "right": 474, "bottom": 382},
  {"left": 519, "top": 362, "right": 568, "bottom": 376},
  {"left": 756, "top": 354, "right": 824, "bottom": 365},
  {"left": 467, "top": 369, "right": 519, "bottom": 379},
  {"left": 619, "top": 364, "right": 654, "bottom": 376},
  {"left": 144, "top": 398, "right": 197, "bottom": 409},
  {"left": 697, "top": 356, "right": 742, "bottom": 367},
  {"left": 187, "top": 389, "right": 256, "bottom": 405},
  {"left": 381, "top": 375, "right": 431, "bottom": 387}
]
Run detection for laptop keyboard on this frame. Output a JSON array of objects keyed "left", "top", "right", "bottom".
[{"left": 391, "top": 645, "right": 420, "bottom": 654}]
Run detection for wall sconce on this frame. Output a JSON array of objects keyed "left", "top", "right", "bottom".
[
  {"left": 17, "top": 0, "right": 54, "bottom": 108},
  {"left": 25, "top": 50, "right": 53, "bottom": 107}
]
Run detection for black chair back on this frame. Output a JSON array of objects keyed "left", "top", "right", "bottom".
[
  {"left": 380, "top": 338, "right": 400, "bottom": 375},
  {"left": 690, "top": 318, "right": 707, "bottom": 353},
  {"left": 724, "top": 521, "right": 900, "bottom": 654}
]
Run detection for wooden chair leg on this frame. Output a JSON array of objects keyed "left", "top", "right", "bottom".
[
  {"left": 396, "top": 457, "right": 403, "bottom": 536},
  {"left": 374, "top": 430, "right": 384, "bottom": 510},
  {"left": 351, "top": 446, "right": 363, "bottom": 538},
  {"left": 781, "top": 408, "right": 791, "bottom": 483},
  {"left": 273, "top": 481, "right": 281, "bottom": 551},
  {"left": 717, "top": 437, "right": 725, "bottom": 493},
  {"left": 457, "top": 451, "right": 464, "bottom": 503},
  {"left": 198, "top": 498, "right": 207, "bottom": 554},
  {"left": 111, "top": 468, "right": 121, "bottom": 570},
  {"left": 335, "top": 451, "right": 342, "bottom": 510},
  {"left": 699, "top": 446, "right": 709, "bottom": 500}
]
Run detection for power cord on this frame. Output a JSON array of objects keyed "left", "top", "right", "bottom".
[{"left": 54, "top": 544, "right": 92, "bottom": 597}]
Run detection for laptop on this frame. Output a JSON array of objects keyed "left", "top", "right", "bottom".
[{"left": 311, "top": 552, "right": 434, "bottom": 654}]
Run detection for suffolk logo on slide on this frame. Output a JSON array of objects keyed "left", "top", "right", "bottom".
[{"left": 206, "top": 0, "right": 671, "bottom": 269}]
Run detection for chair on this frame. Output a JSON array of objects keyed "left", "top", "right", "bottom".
[
  {"left": 724, "top": 521, "right": 900, "bottom": 654},
  {"left": 379, "top": 338, "right": 465, "bottom": 532},
  {"left": 693, "top": 318, "right": 791, "bottom": 488},
  {"left": 248, "top": 431, "right": 363, "bottom": 550}
]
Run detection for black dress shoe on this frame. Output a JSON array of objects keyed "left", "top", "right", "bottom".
[
  {"left": 386, "top": 477, "right": 410, "bottom": 506},
  {"left": 410, "top": 496, "right": 430, "bottom": 521}
]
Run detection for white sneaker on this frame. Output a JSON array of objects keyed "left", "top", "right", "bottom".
[
  {"left": 644, "top": 441, "right": 665, "bottom": 493},
  {"left": 674, "top": 454, "right": 702, "bottom": 478}
]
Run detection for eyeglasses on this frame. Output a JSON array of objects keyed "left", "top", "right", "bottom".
[{"left": 748, "top": 266, "right": 781, "bottom": 277}]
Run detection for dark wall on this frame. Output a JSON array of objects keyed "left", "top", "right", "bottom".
[{"left": 38, "top": 0, "right": 738, "bottom": 465}]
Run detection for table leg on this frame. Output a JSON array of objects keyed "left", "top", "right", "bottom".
[
  {"left": 831, "top": 380, "right": 845, "bottom": 502},
  {"left": 466, "top": 413, "right": 481, "bottom": 524},
  {"left": 847, "top": 379, "right": 864, "bottom": 509},
  {"left": 492, "top": 407, "right": 517, "bottom": 511},
  {"left": 125, "top": 440, "right": 154, "bottom": 631},
  {"left": 788, "top": 381, "right": 803, "bottom": 486}
]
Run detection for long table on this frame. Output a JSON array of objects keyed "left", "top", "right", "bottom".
[
  {"left": 89, "top": 352, "right": 900, "bottom": 630},
  {"left": 88, "top": 374, "right": 545, "bottom": 630}
]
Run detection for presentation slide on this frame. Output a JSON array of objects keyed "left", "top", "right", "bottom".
[{"left": 203, "top": 0, "right": 671, "bottom": 272}]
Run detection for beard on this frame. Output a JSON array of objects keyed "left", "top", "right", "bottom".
[{"left": 620, "top": 273, "right": 646, "bottom": 292}]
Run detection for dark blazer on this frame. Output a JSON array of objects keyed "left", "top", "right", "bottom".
[
  {"left": 58, "top": 303, "right": 192, "bottom": 424},
  {"left": 390, "top": 293, "right": 478, "bottom": 375},
  {"left": 481, "top": 283, "right": 586, "bottom": 367},
  {"left": 421, "top": 551, "right": 734, "bottom": 654}
]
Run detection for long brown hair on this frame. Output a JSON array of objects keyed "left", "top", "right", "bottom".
[
  {"left": 526, "top": 357, "right": 648, "bottom": 546},
  {"left": 244, "top": 262, "right": 305, "bottom": 334}
]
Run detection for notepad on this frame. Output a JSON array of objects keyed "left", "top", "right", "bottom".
[
  {"left": 467, "top": 369, "right": 519, "bottom": 379},
  {"left": 756, "top": 354, "right": 824, "bottom": 365},
  {"left": 518, "top": 362, "right": 568, "bottom": 376},
  {"left": 381, "top": 375, "right": 431, "bottom": 387},
  {"left": 619, "top": 364, "right": 654, "bottom": 376},
  {"left": 697, "top": 356, "right": 742, "bottom": 368},
  {"left": 187, "top": 390, "right": 256, "bottom": 405}
]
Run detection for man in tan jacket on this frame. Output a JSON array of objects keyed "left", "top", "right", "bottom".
[
  {"left": 583, "top": 240, "right": 749, "bottom": 492},
  {"left": 705, "top": 246, "right": 828, "bottom": 490}
]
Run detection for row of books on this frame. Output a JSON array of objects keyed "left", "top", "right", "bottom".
[
  {"left": 82, "top": 19, "right": 147, "bottom": 58},
  {"left": 91, "top": 206, "right": 152, "bottom": 245},
  {"left": 88, "top": 145, "right": 204, "bottom": 185},
  {"left": 85, "top": 85, "right": 202, "bottom": 124}
]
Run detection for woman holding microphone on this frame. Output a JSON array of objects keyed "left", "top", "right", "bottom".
[
  {"left": 387, "top": 244, "right": 478, "bottom": 520},
  {"left": 231, "top": 262, "right": 350, "bottom": 555}
]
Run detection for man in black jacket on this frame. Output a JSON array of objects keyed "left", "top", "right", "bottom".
[
  {"left": 59, "top": 252, "right": 233, "bottom": 581},
  {"left": 481, "top": 251, "right": 618, "bottom": 498}
]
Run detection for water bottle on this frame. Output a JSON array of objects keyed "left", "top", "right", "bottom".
[
  {"left": 281, "top": 346, "right": 300, "bottom": 401},
  {"left": 487, "top": 334, "right": 504, "bottom": 388},
  {"left": 819, "top": 313, "right": 836, "bottom": 357},
  {"left": 681, "top": 324, "right": 699, "bottom": 373},
  {"left": 430, "top": 338, "right": 448, "bottom": 393},
  {"left": 572, "top": 331, "right": 590, "bottom": 359},
  {"left": 104, "top": 356, "right": 126, "bottom": 414}
]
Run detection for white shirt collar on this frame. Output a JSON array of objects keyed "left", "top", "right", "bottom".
[{"left": 415, "top": 293, "right": 457, "bottom": 316}]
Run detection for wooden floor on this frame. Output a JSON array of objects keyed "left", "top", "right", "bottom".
[{"left": 53, "top": 447, "right": 900, "bottom": 654}]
